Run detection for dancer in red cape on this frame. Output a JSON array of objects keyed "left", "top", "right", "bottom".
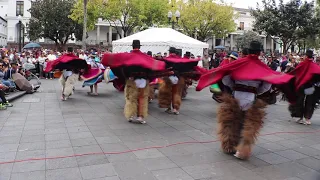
[
  {"left": 288, "top": 50, "right": 320, "bottom": 125},
  {"left": 44, "top": 47, "right": 88, "bottom": 101},
  {"left": 157, "top": 47, "right": 201, "bottom": 115},
  {"left": 196, "top": 41, "right": 295, "bottom": 160},
  {"left": 101, "top": 40, "right": 169, "bottom": 124}
]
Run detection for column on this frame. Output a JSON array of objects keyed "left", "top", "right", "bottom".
[
  {"left": 213, "top": 36, "right": 216, "bottom": 48},
  {"left": 108, "top": 26, "right": 112, "bottom": 45},
  {"left": 230, "top": 34, "right": 234, "bottom": 51},
  {"left": 116, "top": 33, "right": 120, "bottom": 40},
  {"left": 96, "top": 25, "right": 100, "bottom": 45},
  {"left": 263, "top": 36, "right": 267, "bottom": 52}
]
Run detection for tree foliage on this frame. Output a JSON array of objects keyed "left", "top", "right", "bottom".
[
  {"left": 235, "top": 31, "right": 262, "bottom": 49},
  {"left": 28, "top": 0, "right": 83, "bottom": 50},
  {"left": 177, "top": 0, "right": 236, "bottom": 41},
  {"left": 70, "top": 0, "right": 169, "bottom": 38},
  {"left": 251, "top": 0, "right": 320, "bottom": 53}
]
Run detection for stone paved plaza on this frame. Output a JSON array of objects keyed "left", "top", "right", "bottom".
[{"left": 0, "top": 80, "right": 320, "bottom": 180}]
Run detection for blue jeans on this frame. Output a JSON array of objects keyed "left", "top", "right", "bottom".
[{"left": 2, "top": 80, "right": 16, "bottom": 88}]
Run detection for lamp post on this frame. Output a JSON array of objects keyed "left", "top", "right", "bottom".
[
  {"left": 168, "top": 10, "right": 180, "bottom": 29},
  {"left": 18, "top": 15, "right": 22, "bottom": 52}
]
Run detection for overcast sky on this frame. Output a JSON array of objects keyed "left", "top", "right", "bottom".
[{"left": 224, "top": 0, "right": 313, "bottom": 9}]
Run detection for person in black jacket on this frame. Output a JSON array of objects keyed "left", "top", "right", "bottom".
[{"left": 266, "top": 56, "right": 278, "bottom": 71}]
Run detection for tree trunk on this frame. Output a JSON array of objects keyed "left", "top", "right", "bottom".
[
  {"left": 82, "top": 0, "right": 88, "bottom": 50},
  {"left": 282, "top": 40, "right": 287, "bottom": 54}
]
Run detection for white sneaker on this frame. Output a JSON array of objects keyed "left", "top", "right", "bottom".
[{"left": 296, "top": 118, "right": 303, "bottom": 124}]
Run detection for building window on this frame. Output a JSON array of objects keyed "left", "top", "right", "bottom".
[
  {"left": 239, "top": 22, "right": 244, "bottom": 30},
  {"left": 16, "top": 1, "right": 24, "bottom": 16}
]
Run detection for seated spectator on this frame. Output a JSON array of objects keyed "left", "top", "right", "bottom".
[
  {"left": 0, "top": 84, "right": 13, "bottom": 109},
  {"left": 2, "top": 61, "right": 17, "bottom": 89}
]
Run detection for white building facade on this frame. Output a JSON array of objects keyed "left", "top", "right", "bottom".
[
  {"left": 206, "top": 7, "right": 282, "bottom": 53},
  {"left": 3, "top": 0, "right": 31, "bottom": 44},
  {"left": 0, "top": 16, "right": 7, "bottom": 47}
]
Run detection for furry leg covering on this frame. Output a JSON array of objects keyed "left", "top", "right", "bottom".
[
  {"left": 149, "top": 85, "right": 155, "bottom": 101},
  {"left": 236, "top": 99, "right": 267, "bottom": 159},
  {"left": 172, "top": 77, "right": 185, "bottom": 110},
  {"left": 138, "top": 82, "right": 150, "bottom": 118},
  {"left": 61, "top": 74, "right": 78, "bottom": 97},
  {"left": 59, "top": 75, "right": 66, "bottom": 88},
  {"left": 124, "top": 79, "right": 149, "bottom": 120},
  {"left": 158, "top": 77, "right": 173, "bottom": 108},
  {"left": 124, "top": 79, "right": 138, "bottom": 120},
  {"left": 217, "top": 94, "right": 243, "bottom": 154}
]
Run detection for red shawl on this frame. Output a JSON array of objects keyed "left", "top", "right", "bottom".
[
  {"left": 44, "top": 54, "right": 87, "bottom": 72},
  {"left": 163, "top": 55, "right": 200, "bottom": 64},
  {"left": 196, "top": 55, "right": 295, "bottom": 91},
  {"left": 101, "top": 50, "right": 165, "bottom": 71},
  {"left": 289, "top": 58, "right": 320, "bottom": 91}
]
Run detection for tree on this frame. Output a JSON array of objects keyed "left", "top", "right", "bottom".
[
  {"left": 82, "top": 0, "right": 88, "bottom": 50},
  {"left": 251, "top": 0, "right": 318, "bottom": 54},
  {"left": 70, "top": 0, "right": 169, "bottom": 38},
  {"left": 28, "top": 0, "right": 82, "bottom": 50},
  {"left": 177, "top": 0, "right": 236, "bottom": 41},
  {"left": 235, "top": 31, "right": 262, "bottom": 49}
]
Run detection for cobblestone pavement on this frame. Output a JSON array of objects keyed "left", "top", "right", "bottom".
[{"left": 0, "top": 80, "right": 320, "bottom": 180}]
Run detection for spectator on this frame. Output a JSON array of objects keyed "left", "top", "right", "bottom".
[
  {"left": 43, "top": 58, "right": 53, "bottom": 79},
  {"left": 2, "top": 61, "right": 16, "bottom": 89},
  {"left": 266, "top": 56, "right": 278, "bottom": 71},
  {"left": 202, "top": 54, "right": 210, "bottom": 69},
  {"left": 0, "top": 84, "right": 13, "bottom": 108}
]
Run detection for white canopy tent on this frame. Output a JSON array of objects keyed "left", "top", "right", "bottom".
[{"left": 112, "top": 28, "right": 209, "bottom": 56}]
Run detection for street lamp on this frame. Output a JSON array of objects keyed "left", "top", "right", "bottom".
[
  {"left": 17, "top": 15, "right": 22, "bottom": 52},
  {"left": 168, "top": 10, "right": 180, "bottom": 29}
]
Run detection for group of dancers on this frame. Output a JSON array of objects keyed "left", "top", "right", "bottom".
[{"left": 44, "top": 40, "right": 320, "bottom": 160}]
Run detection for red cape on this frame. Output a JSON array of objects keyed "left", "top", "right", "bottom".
[
  {"left": 289, "top": 58, "right": 320, "bottom": 91},
  {"left": 163, "top": 55, "right": 200, "bottom": 63},
  {"left": 44, "top": 54, "right": 87, "bottom": 72},
  {"left": 196, "top": 55, "right": 295, "bottom": 91},
  {"left": 101, "top": 50, "right": 165, "bottom": 71},
  {"left": 219, "top": 59, "right": 232, "bottom": 67}
]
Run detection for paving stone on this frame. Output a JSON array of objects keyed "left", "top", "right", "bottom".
[
  {"left": 46, "top": 157, "right": 78, "bottom": 170},
  {"left": 18, "top": 142, "right": 46, "bottom": 151},
  {"left": 12, "top": 160, "right": 45, "bottom": 172},
  {"left": 46, "top": 147, "right": 74, "bottom": 157},
  {"left": 45, "top": 133, "right": 70, "bottom": 141},
  {"left": 168, "top": 151, "right": 233, "bottom": 167},
  {"left": 140, "top": 157, "right": 178, "bottom": 171},
  {"left": 16, "top": 149, "right": 45, "bottom": 159},
  {"left": 46, "top": 140, "right": 72, "bottom": 149},
  {"left": 112, "top": 160, "right": 157, "bottom": 180},
  {"left": 256, "top": 153, "right": 291, "bottom": 165},
  {"left": 293, "top": 147, "right": 320, "bottom": 156},
  {"left": 79, "top": 163, "right": 117, "bottom": 179},
  {"left": 0, "top": 144, "right": 19, "bottom": 153},
  {"left": 69, "top": 131, "right": 94, "bottom": 140},
  {"left": 297, "top": 157, "right": 320, "bottom": 171},
  {"left": 0, "top": 164, "right": 13, "bottom": 180},
  {"left": 46, "top": 167, "right": 82, "bottom": 180},
  {"left": 133, "top": 149, "right": 165, "bottom": 159},
  {"left": 275, "top": 150, "right": 309, "bottom": 160},
  {"left": 71, "top": 137, "right": 98, "bottom": 147},
  {"left": 73, "top": 145, "right": 109, "bottom": 166},
  {"left": 152, "top": 167, "right": 193, "bottom": 180},
  {"left": 20, "top": 135, "right": 45, "bottom": 143},
  {"left": 10, "top": 170, "right": 45, "bottom": 180}
]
